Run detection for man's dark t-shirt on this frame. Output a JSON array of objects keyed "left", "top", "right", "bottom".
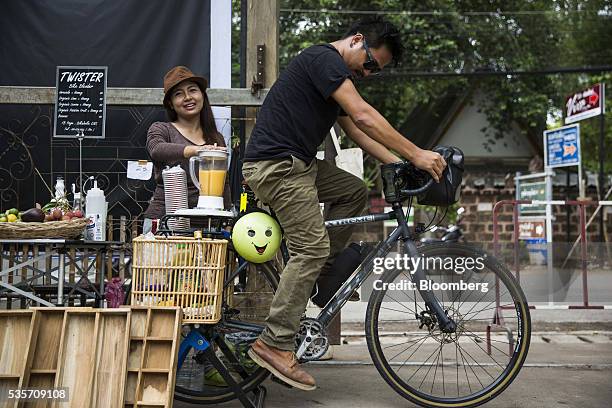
[{"left": 244, "top": 44, "right": 352, "bottom": 163}]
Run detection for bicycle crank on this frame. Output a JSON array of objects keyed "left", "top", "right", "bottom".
[{"left": 294, "top": 318, "right": 329, "bottom": 362}]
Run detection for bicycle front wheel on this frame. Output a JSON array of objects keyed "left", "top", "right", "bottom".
[{"left": 365, "top": 242, "right": 531, "bottom": 408}]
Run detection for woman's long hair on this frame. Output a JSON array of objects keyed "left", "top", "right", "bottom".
[{"left": 164, "top": 84, "right": 224, "bottom": 145}]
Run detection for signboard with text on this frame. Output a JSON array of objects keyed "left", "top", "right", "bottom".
[
  {"left": 53, "top": 66, "right": 107, "bottom": 138},
  {"left": 544, "top": 124, "right": 580, "bottom": 168},
  {"left": 518, "top": 181, "right": 547, "bottom": 215},
  {"left": 518, "top": 219, "right": 546, "bottom": 240},
  {"left": 565, "top": 83, "right": 605, "bottom": 124}
]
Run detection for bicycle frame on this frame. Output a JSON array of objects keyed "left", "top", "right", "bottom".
[
  {"left": 223, "top": 201, "right": 456, "bottom": 339},
  {"left": 318, "top": 202, "right": 455, "bottom": 332}
]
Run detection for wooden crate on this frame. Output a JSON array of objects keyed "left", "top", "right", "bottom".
[
  {"left": 0, "top": 306, "right": 181, "bottom": 408},
  {"left": 124, "top": 307, "right": 182, "bottom": 408}
]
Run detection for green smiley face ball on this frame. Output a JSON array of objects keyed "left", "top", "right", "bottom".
[{"left": 232, "top": 212, "right": 282, "bottom": 263}]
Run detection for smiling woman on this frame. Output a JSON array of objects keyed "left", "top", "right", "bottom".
[{"left": 143, "top": 66, "right": 229, "bottom": 228}]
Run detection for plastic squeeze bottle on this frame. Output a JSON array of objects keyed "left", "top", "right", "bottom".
[{"left": 85, "top": 180, "right": 107, "bottom": 241}]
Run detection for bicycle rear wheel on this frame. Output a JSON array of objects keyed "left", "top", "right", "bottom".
[
  {"left": 366, "top": 242, "right": 531, "bottom": 408},
  {"left": 173, "top": 260, "right": 279, "bottom": 405}
]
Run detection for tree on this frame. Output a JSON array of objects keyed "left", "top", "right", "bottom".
[{"left": 233, "top": 0, "right": 611, "bottom": 175}]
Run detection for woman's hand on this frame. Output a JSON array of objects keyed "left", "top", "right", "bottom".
[{"left": 183, "top": 145, "right": 202, "bottom": 158}]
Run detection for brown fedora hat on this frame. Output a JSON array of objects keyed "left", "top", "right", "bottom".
[{"left": 163, "top": 66, "right": 208, "bottom": 104}]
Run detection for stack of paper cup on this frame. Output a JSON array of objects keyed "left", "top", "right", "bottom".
[{"left": 162, "top": 165, "right": 190, "bottom": 231}]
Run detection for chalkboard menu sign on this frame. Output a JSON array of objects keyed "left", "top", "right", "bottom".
[{"left": 53, "top": 66, "right": 107, "bottom": 138}]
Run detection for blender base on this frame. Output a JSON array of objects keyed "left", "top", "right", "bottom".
[{"left": 173, "top": 208, "right": 235, "bottom": 217}]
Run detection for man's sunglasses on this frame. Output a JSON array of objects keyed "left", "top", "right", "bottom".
[{"left": 362, "top": 38, "right": 381, "bottom": 74}]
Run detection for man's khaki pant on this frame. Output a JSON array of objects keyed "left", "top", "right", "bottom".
[{"left": 242, "top": 156, "right": 367, "bottom": 351}]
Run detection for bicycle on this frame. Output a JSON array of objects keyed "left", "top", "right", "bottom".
[{"left": 162, "top": 159, "right": 531, "bottom": 408}]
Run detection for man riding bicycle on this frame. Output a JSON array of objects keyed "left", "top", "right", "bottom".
[{"left": 243, "top": 16, "right": 447, "bottom": 391}]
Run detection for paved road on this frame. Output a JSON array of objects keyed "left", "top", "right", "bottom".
[{"left": 174, "top": 334, "right": 612, "bottom": 408}]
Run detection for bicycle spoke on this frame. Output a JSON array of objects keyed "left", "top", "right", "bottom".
[
  {"left": 425, "top": 342, "right": 444, "bottom": 394},
  {"left": 389, "top": 336, "right": 429, "bottom": 364},
  {"left": 441, "top": 344, "right": 445, "bottom": 396},
  {"left": 461, "top": 329, "right": 512, "bottom": 362},
  {"left": 456, "top": 340, "right": 473, "bottom": 394},
  {"left": 459, "top": 302, "right": 515, "bottom": 323},
  {"left": 380, "top": 305, "right": 416, "bottom": 315},
  {"left": 454, "top": 277, "right": 501, "bottom": 316},
  {"left": 455, "top": 344, "right": 487, "bottom": 390},
  {"left": 383, "top": 333, "right": 433, "bottom": 350},
  {"left": 455, "top": 340, "right": 461, "bottom": 396},
  {"left": 395, "top": 336, "right": 431, "bottom": 374},
  {"left": 383, "top": 291, "right": 418, "bottom": 315},
  {"left": 405, "top": 342, "right": 444, "bottom": 384},
  {"left": 456, "top": 342, "right": 495, "bottom": 382}
]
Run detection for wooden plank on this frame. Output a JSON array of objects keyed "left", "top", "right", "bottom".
[
  {"left": 32, "top": 246, "right": 39, "bottom": 285},
  {"left": 20, "top": 244, "right": 29, "bottom": 309},
  {"left": 24, "top": 373, "right": 56, "bottom": 408},
  {"left": 45, "top": 245, "right": 52, "bottom": 286},
  {"left": 106, "top": 216, "right": 114, "bottom": 280},
  {"left": 91, "top": 311, "right": 130, "bottom": 408},
  {"left": 119, "top": 216, "right": 126, "bottom": 280},
  {"left": 8, "top": 245, "right": 16, "bottom": 308},
  {"left": 0, "top": 311, "right": 34, "bottom": 376},
  {"left": 29, "top": 311, "right": 63, "bottom": 371},
  {"left": 0, "top": 86, "right": 269, "bottom": 106},
  {"left": 165, "top": 309, "right": 182, "bottom": 408},
  {"left": 147, "top": 310, "right": 176, "bottom": 338},
  {"left": 81, "top": 249, "right": 88, "bottom": 306},
  {"left": 142, "top": 342, "right": 172, "bottom": 370},
  {"left": 95, "top": 252, "right": 103, "bottom": 294},
  {"left": 132, "top": 309, "right": 151, "bottom": 407},
  {"left": 54, "top": 311, "right": 97, "bottom": 408},
  {"left": 124, "top": 371, "right": 138, "bottom": 404},
  {"left": 68, "top": 249, "right": 76, "bottom": 306},
  {"left": 138, "top": 372, "right": 169, "bottom": 405}
]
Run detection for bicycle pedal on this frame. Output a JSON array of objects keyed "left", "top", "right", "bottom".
[{"left": 270, "top": 375, "right": 294, "bottom": 389}]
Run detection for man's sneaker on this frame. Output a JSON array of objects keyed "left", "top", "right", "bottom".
[{"left": 247, "top": 339, "right": 316, "bottom": 391}]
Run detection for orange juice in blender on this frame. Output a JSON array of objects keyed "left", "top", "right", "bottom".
[
  {"left": 189, "top": 147, "right": 229, "bottom": 209},
  {"left": 199, "top": 169, "right": 226, "bottom": 196}
]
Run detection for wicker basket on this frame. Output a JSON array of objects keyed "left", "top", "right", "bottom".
[
  {"left": 0, "top": 218, "right": 89, "bottom": 239},
  {"left": 131, "top": 235, "right": 228, "bottom": 324}
]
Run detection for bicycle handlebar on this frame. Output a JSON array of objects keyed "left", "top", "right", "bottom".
[{"left": 399, "top": 177, "right": 435, "bottom": 196}]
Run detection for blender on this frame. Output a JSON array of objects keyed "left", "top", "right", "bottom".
[{"left": 173, "top": 147, "right": 233, "bottom": 217}]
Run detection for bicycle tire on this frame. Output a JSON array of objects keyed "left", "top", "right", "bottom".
[
  {"left": 365, "top": 242, "right": 531, "bottom": 408},
  {"left": 173, "top": 261, "right": 280, "bottom": 404}
]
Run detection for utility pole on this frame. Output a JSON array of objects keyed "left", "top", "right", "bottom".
[
  {"left": 245, "top": 0, "right": 279, "bottom": 142},
  {"left": 240, "top": 0, "right": 280, "bottom": 323}
]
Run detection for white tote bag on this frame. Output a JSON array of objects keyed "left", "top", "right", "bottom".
[{"left": 317, "top": 127, "right": 364, "bottom": 180}]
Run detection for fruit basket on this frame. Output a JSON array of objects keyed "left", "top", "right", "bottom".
[{"left": 0, "top": 218, "right": 89, "bottom": 239}]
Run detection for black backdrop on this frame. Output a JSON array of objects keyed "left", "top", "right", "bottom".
[{"left": 0, "top": 0, "right": 211, "bottom": 218}]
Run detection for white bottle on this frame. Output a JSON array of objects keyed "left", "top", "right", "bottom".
[
  {"left": 55, "top": 176, "right": 65, "bottom": 200},
  {"left": 85, "top": 180, "right": 107, "bottom": 241}
]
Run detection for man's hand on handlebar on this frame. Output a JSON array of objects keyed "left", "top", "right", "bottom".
[{"left": 411, "top": 149, "right": 447, "bottom": 183}]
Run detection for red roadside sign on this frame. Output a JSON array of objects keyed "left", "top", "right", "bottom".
[{"left": 565, "top": 83, "right": 605, "bottom": 124}]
